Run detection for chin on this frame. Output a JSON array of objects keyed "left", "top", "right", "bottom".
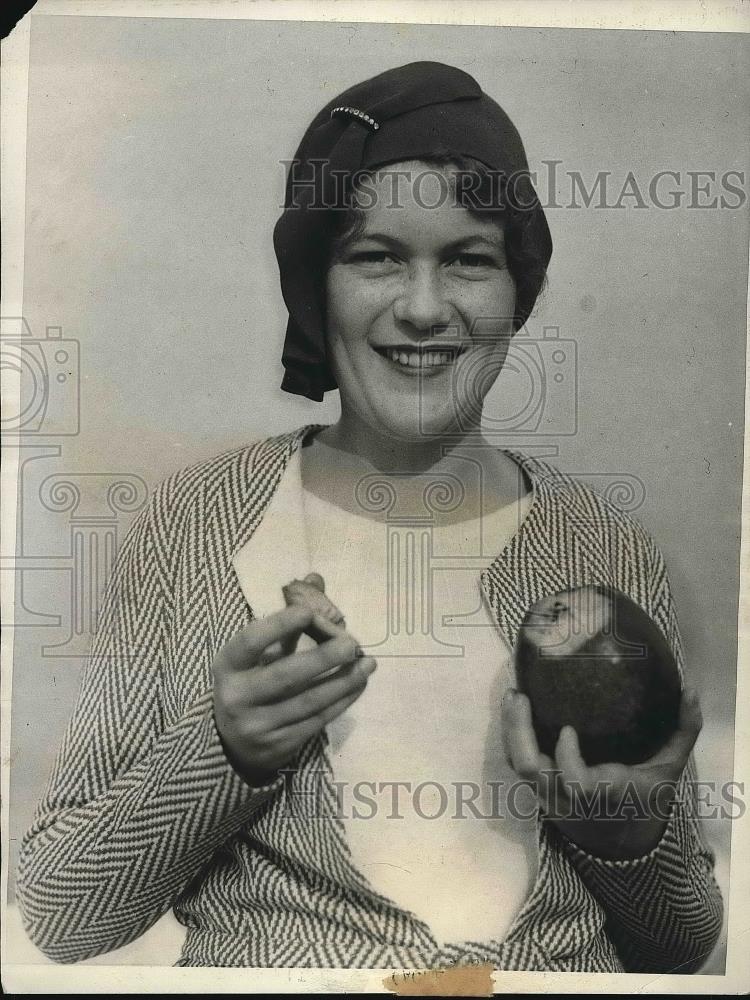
[{"left": 371, "top": 404, "right": 467, "bottom": 444}]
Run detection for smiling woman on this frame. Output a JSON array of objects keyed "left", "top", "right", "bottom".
[
  {"left": 324, "top": 163, "right": 518, "bottom": 447},
  {"left": 16, "top": 60, "right": 722, "bottom": 973}
]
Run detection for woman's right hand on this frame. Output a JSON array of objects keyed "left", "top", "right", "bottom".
[{"left": 212, "top": 605, "right": 376, "bottom": 787}]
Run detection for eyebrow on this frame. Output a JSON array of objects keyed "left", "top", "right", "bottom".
[{"left": 347, "top": 232, "right": 506, "bottom": 253}]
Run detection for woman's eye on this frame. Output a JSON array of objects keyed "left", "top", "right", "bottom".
[
  {"left": 451, "top": 253, "right": 496, "bottom": 268},
  {"left": 350, "top": 251, "right": 398, "bottom": 265}
]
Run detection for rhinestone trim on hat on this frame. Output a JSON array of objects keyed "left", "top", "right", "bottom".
[{"left": 330, "top": 106, "right": 380, "bottom": 130}]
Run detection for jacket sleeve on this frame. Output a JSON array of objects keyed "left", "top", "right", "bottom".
[
  {"left": 15, "top": 473, "right": 283, "bottom": 964},
  {"left": 560, "top": 530, "right": 724, "bottom": 973}
]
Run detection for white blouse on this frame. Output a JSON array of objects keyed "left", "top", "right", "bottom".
[{"left": 301, "top": 480, "right": 539, "bottom": 948}]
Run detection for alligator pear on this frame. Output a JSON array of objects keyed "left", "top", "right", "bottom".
[{"left": 514, "top": 584, "right": 682, "bottom": 765}]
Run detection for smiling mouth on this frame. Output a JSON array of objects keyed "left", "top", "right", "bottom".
[{"left": 372, "top": 344, "right": 469, "bottom": 369}]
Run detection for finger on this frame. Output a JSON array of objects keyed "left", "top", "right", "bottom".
[
  {"left": 551, "top": 726, "right": 590, "bottom": 818},
  {"left": 266, "top": 656, "right": 377, "bottom": 728},
  {"left": 554, "top": 725, "right": 588, "bottom": 788},
  {"left": 501, "top": 689, "right": 528, "bottom": 760},
  {"left": 260, "top": 632, "right": 316, "bottom": 665},
  {"left": 259, "top": 640, "right": 286, "bottom": 667},
  {"left": 304, "top": 612, "right": 348, "bottom": 645},
  {"left": 283, "top": 578, "right": 346, "bottom": 628},
  {"left": 304, "top": 572, "right": 326, "bottom": 592},
  {"left": 248, "top": 633, "right": 362, "bottom": 703},
  {"left": 679, "top": 686, "right": 704, "bottom": 735},
  {"left": 222, "top": 605, "right": 314, "bottom": 670},
  {"left": 273, "top": 667, "right": 374, "bottom": 746},
  {"left": 279, "top": 632, "right": 301, "bottom": 658},
  {"left": 502, "top": 690, "right": 544, "bottom": 780},
  {"left": 646, "top": 687, "right": 703, "bottom": 767},
  {"left": 500, "top": 689, "right": 517, "bottom": 765}
]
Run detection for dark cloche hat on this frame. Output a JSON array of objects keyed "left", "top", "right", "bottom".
[{"left": 274, "top": 61, "right": 552, "bottom": 401}]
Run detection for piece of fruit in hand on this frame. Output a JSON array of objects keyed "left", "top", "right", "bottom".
[
  {"left": 514, "top": 584, "right": 682, "bottom": 765},
  {"left": 282, "top": 575, "right": 347, "bottom": 644}
]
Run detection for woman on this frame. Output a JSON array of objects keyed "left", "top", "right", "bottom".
[{"left": 17, "top": 61, "right": 722, "bottom": 972}]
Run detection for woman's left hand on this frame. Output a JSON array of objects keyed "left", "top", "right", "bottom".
[{"left": 501, "top": 687, "right": 703, "bottom": 861}]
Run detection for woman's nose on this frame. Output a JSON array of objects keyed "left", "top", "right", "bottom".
[{"left": 392, "top": 268, "right": 452, "bottom": 331}]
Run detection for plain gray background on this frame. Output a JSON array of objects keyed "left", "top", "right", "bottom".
[{"left": 8, "top": 15, "right": 748, "bottom": 970}]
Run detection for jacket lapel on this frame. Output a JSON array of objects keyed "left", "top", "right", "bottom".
[
  {"left": 478, "top": 451, "right": 618, "bottom": 959},
  {"left": 219, "top": 424, "right": 381, "bottom": 889},
  {"left": 231, "top": 444, "right": 312, "bottom": 630},
  {"left": 480, "top": 450, "right": 617, "bottom": 651},
  {"left": 214, "top": 427, "right": 616, "bottom": 936},
  {"left": 227, "top": 424, "right": 322, "bottom": 565}
]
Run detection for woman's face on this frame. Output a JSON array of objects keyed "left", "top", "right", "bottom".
[{"left": 325, "top": 161, "right": 517, "bottom": 443}]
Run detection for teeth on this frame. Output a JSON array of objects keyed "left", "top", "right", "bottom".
[{"left": 386, "top": 348, "right": 459, "bottom": 367}]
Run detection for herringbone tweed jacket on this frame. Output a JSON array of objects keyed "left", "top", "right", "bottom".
[{"left": 17, "top": 424, "right": 723, "bottom": 971}]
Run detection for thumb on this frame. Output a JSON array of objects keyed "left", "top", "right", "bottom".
[
  {"left": 649, "top": 687, "right": 703, "bottom": 768},
  {"left": 280, "top": 630, "right": 302, "bottom": 658},
  {"left": 304, "top": 572, "right": 326, "bottom": 593}
]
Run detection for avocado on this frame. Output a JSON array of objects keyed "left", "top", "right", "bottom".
[{"left": 514, "top": 584, "right": 682, "bottom": 765}]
